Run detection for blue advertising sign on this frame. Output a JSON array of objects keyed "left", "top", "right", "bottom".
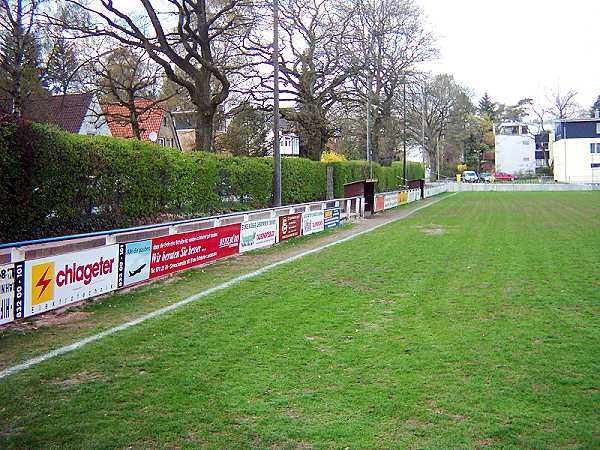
[
  {"left": 118, "top": 240, "right": 152, "bottom": 288},
  {"left": 323, "top": 208, "right": 341, "bottom": 229}
]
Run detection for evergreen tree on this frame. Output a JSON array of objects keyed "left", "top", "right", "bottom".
[
  {"left": 0, "top": 0, "right": 46, "bottom": 116},
  {"left": 478, "top": 92, "right": 497, "bottom": 119}
]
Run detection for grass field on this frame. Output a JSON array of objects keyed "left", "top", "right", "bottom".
[{"left": 1, "top": 192, "right": 599, "bottom": 449}]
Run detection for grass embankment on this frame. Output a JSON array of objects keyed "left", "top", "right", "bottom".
[{"left": 1, "top": 192, "right": 599, "bottom": 449}]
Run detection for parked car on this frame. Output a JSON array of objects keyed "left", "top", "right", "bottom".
[
  {"left": 492, "top": 172, "right": 515, "bottom": 182},
  {"left": 462, "top": 170, "right": 479, "bottom": 182},
  {"left": 479, "top": 172, "right": 493, "bottom": 183}
]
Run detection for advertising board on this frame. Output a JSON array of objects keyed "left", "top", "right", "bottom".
[
  {"left": 323, "top": 208, "right": 341, "bottom": 229},
  {"left": 384, "top": 193, "right": 398, "bottom": 210},
  {"left": 149, "top": 223, "right": 241, "bottom": 279},
  {"left": 302, "top": 210, "right": 325, "bottom": 236},
  {"left": 397, "top": 191, "right": 408, "bottom": 205},
  {"left": 23, "top": 246, "right": 119, "bottom": 318},
  {"left": 240, "top": 219, "right": 278, "bottom": 253},
  {"left": 118, "top": 240, "right": 152, "bottom": 288},
  {"left": 278, "top": 213, "right": 302, "bottom": 241},
  {"left": 0, "top": 264, "right": 14, "bottom": 325},
  {"left": 374, "top": 194, "right": 385, "bottom": 212}
]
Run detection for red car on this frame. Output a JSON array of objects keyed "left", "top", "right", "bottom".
[{"left": 492, "top": 172, "right": 515, "bottom": 182}]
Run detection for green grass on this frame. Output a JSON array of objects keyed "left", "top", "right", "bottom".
[{"left": 1, "top": 192, "right": 599, "bottom": 449}]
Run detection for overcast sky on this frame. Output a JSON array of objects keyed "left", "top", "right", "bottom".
[{"left": 416, "top": 0, "right": 600, "bottom": 109}]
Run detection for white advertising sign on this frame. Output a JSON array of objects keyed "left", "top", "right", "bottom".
[
  {"left": 0, "top": 264, "right": 14, "bottom": 325},
  {"left": 384, "top": 193, "right": 398, "bottom": 210},
  {"left": 239, "top": 219, "right": 278, "bottom": 253},
  {"left": 24, "top": 246, "right": 119, "bottom": 317},
  {"left": 302, "top": 210, "right": 325, "bottom": 236}
]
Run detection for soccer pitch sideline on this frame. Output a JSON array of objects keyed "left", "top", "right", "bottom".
[{"left": 1, "top": 192, "right": 599, "bottom": 449}]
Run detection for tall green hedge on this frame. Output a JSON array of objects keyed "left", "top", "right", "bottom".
[{"left": 0, "top": 119, "right": 423, "bottom": 242}]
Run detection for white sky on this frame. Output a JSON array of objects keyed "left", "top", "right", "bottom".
[{"left": 416, "top": 0, "right": 600, "bottom": 109}]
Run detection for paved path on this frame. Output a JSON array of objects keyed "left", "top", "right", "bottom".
[{"left": 0, "top": 194, "right": 453, "bottom": 380}]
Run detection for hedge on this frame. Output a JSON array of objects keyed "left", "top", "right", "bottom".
[{"left": 0, "top": 119, "right": 423, "bottom": 242}]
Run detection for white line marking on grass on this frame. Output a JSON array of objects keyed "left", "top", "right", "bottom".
[{"left": 0, "top": 193, "right": 456, "bottom": 380}]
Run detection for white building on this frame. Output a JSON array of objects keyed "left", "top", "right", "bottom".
[
  {"left": 495, "top": 123, "right": 537, "bottom": 175},
  {"left": 553, "top": 113, "right": 600, "bottom": 183}
]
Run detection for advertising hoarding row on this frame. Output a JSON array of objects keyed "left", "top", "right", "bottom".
[{"left": 1, "top": 207, "right": 347, "bottom": 325}]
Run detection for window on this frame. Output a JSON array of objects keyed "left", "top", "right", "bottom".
[
  {"left": 521, "top": 125, "right": 529, "bottom": 135},
  {"left": 596, "top": 123, "right": 600, "bottom": 134},
  {"left": 591, "top": 163, "right": 600, "bottom": 168},
  {"left": 591, "top": 143, "right": 598, "bottom": 153}
]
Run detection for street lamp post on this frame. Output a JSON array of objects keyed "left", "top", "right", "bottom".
[
  {"left": 402, "top": 78, "right": 407, "bottom": 187},
  {"left": 272, "top": 0, "right": 282, "bottom": 206}
]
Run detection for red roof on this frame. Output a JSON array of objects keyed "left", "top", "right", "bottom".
[{"left": 101, "top": 99, "right": 166, "bottom": 143}]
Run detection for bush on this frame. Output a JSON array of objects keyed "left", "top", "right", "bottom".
[{"left": 0, "top": 117, "right": 424, "bottom": 242}]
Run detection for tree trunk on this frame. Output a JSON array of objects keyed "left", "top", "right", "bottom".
[{"left": 195, "top": 111, "right": 214, "bottom": 151}]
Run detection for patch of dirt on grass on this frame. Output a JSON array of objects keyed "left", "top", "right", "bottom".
[
  {"left": 476, "top": 439, "right": 493, "bottom": 448},
  {"left": 36, "top": 311, "right": 95, "bottom": 328},
  {"left": 402, "top": 418, "right": 433, "bottom": 430},
  {"left": 426, "top": 400, "right": 467, "bottom": 421},
  {"left": 369, "top": 299, "right": 396, "bottom": 305},
  {"left": 53, "top": 370, "right": 103, "bottom": 386},
  {"left": 414, "top": 224, "right": 446, "bottom": 236},
  {"left": 335, "top": 278, "right": 377, "bottom": 293}
]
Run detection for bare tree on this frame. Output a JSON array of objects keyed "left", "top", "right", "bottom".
[
  {"left": 247, "top": 0, "right": 359, "bottom": 160},
  {"left": 346, "top": 0, "right": 436, "bottom": 164},
  {"left": 407, "top": 73, "right": 469, "bottom": 178},
  {"left": 547, "top": 88, "right": 580, "bottom": 120},
  {"left": 56, "top": 0, "right": 261, "bottom": 151},
  {"left": 86, "top": 46, "right": 172, "bottom": 140}
]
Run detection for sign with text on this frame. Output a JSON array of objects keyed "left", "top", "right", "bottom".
[
  {"left": 323, "top": 208, "right": 341, "bottom": 229},
  {"left": 24, "top": 246, "right": 119, "bottom": 318},
  {"left": 118, "top": 240, "right": 152, "bottom": 288},
  {"left": 302, "top": 210, "right": 325, "bottom": 236},
  {"left": 397, "top": 191, "right": 408, "bottom": 205},
  {"left": 374, "top": 194, "right": 385, "bottom": 212},
  {"left": 240, "top": 219, "right": 278, "bottom": 253},
  {"left": 0, "top": 264, "right": 14, "bottom": 325},
  {"left": 149, "top": 224, "right": 241, "bottom": 278},
  {"left": 384, "top": 192, "right": 398, "bottom": 210},
  {"left": 278, "top": 213, "right": 302, "bottom": 241}
]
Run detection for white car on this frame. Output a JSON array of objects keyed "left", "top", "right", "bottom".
[{"left": 462, "top": 171, "right": 479, "bottom": 183}]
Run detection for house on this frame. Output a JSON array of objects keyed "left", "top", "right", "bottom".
[
  {"left": 269, "top": 117, "right": 300, "bottom": 156},
  {"left": 3, "top": 92, "right": 111, "bottom": 136},
  {"left": 495, "top": 123, "right": 536, "bottom": 174},
  {"left": 553, "top": 112, "right": 600, "bottom": 183},
  {"left": 172, "top": 108, "right": 226, "bottom": 151},
  {"left": 101, "top": 100, "right": 181, "bottom": 150}
]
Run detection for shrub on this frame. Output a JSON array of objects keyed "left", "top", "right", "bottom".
[{"left": 0, "top": 117, "right": 424, "bottom": 242}]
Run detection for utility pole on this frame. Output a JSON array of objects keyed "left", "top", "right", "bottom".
[
  {"left": 366, "top": 70, "right": 373, "bottom": 179},
  {"left": 402, "top": 78, "right": 407, "bottom": 187},
  {"left": 272, "top": 0, "right": 282, "bottom": 206}
]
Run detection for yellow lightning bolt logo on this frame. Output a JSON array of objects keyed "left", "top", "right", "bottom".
[{"left": 31, "top": 262, "right": 54, "bottom": 305}]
